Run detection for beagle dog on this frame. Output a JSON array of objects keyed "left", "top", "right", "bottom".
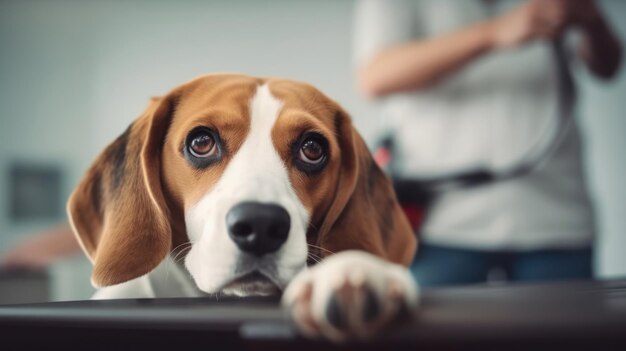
[{"left": 67, "top": 74, "right": 418, "bottom": 341}]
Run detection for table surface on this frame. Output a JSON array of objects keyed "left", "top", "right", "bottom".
[{"left": 1, "top": 279, "right": 625, "bottom": 350}]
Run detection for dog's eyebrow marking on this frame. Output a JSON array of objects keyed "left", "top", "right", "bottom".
[{"left": 111, "top": 123, "right": 133, "bottom": 190}]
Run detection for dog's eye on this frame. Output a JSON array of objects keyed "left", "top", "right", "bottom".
[
  {"left": 299, "top": 139, "right": 324, "bottom": 164},
  {"left": 294, "top": 133, "right": 328, "bottom": 174},
  {"left": 189, "top": 132, "right": 216, "bottom": 158},
  {"left": 184, "top": 127, "right": 223, "bottom": 168}
]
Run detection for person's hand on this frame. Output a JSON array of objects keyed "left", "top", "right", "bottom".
[
  {"left": 488, "top": 0, "right": 558, "bottom": 49},
  {"left": 488, "top": 0, "right": 588, "bottom": 49}
]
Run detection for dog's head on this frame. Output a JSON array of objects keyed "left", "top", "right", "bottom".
[{"left": 68, "top": 74, "right": 415, "bottom": 295}]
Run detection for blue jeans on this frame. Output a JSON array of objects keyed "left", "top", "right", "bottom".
[{"left": 410, "top": 243, "right": 593, "bottom": 287}]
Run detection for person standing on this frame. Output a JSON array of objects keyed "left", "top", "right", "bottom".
[{"left": 354, "top": 0, "right": 621, "bottom": 286}]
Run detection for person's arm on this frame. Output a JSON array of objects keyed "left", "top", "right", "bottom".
[
  {"left": 358, "top": 21, "right": 493, "bottom": 98},
  {"left": 0, "top": 224, "right": 81, "bottom": 269},
  {"left": 358, "top": 0, "right": 564, "bottom": 98}
]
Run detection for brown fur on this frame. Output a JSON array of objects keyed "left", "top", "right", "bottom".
[{"left": 67, "top": 74, "right": 417, "bottom": 287}]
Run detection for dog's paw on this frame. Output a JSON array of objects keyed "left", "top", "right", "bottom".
[{"left": 282, "top": 250, "right": 419, "bottom": 342}]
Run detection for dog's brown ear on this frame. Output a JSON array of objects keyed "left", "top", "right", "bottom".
[
  {"left": 67, "top": 96, "right": 176, "bottom": 287},
  {"left": 316, "top": 110, "right": 416, "bottom": 266}
]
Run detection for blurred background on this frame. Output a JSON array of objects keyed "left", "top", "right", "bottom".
[{"left": 0, "top": 0, "right": 624, "bottom": 303}]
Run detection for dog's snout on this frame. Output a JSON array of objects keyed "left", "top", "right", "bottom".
[{"left": 226, "top": 202, "right": 290, "bottom": 256}]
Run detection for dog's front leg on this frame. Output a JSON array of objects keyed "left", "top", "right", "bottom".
[{"left": 282, "top": 251, "right": 419, "bottom": 342}]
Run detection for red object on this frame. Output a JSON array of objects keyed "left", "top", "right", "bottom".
[
  {"left": 401, "top": 203, "right": 426, "bottom": 231},
  {"left": 373, "top": 148, "right": 392, "bottom": 169},
  {"left": 375, "top": 145, "right": 426, "bottom": 232}
]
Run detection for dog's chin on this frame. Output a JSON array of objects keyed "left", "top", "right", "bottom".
[{"left": 219, "top": 272, "right": 281, "bottom": 297}]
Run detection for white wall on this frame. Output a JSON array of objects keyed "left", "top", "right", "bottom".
[
  {"left": 0, "top": 0, "right": 95, "bottom": 247},
  {"left": 576, "top": 0, "right": 626, "bottom": 278},
  {"left": 0, "top": 0, "right": 624, "bottom": 296}
]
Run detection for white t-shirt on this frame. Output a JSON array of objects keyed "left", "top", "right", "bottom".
[{"left": 354, "top": 0, "right": 595, "bottom": 250}]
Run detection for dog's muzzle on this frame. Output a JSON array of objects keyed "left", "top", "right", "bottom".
[{"left": 226, "top": 201, "right": 290, "bottom": 256}]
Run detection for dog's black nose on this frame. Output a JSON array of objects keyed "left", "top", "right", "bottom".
[{"left": 226, "top": 202, "right": 290, "bottom": 256}]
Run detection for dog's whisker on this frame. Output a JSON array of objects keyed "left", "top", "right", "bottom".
[
  {"left": 307, "top": 244, "right": 336, "bottom": 256},
  {"left": 306, "top": 246, "right": 324, "bottom": 262},
  {"left": 173, "top": 246, "right": 193, "bottom": 263},
  {"left": 307, "top": 252, "right": 322, "bottom": 260},
  {"left": 307, "top": 255, "right": 321, "bottom": 264},
  {"left": 174, "top": 251, "right": 191, "bottom": 264},
  {"left": 172, "top": 242, "right": 192, "bottom": 250},
  {"left": 306, "top": 220, "right": 319, "bottom": 233},
  {"left": 307, "top": 257, "right": 321, "bottom": 264},
  {"left": 165, "top": 241, "right": 196, "bottom": 282},
  {"left": 170, "top": 241, "right": 194, "bottom": 256},
  {"left": 306, "top": 252, "right": 323, "bottom": 262},
  {"left": 307, "top": 250, "right": 324, "bottom": 258}
]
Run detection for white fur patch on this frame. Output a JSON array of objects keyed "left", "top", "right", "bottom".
[{"left": 184, "top": 84, "right": 309, "bottom": 295}]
